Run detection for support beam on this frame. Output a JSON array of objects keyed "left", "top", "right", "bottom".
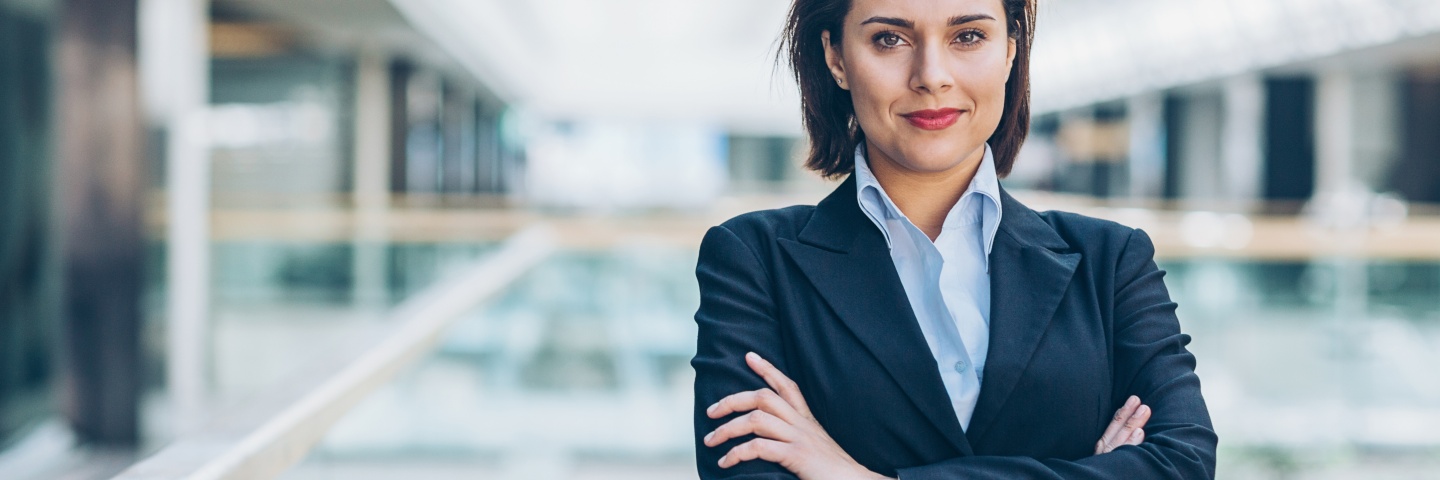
[
  {"left": 1350, "top": 71, "right": 1401, "bottom": 193},
  {"left": 353, "top": 48, "right": 392, "bottom": 213},
  {"left": 1175, "top": 90, "right": 1224, "bottom": 201},
  {"left": 54, "top": 0, "right": 144, "bottom": 445},
  {"left": 141, "top": 0, "right": 211, "bottom": 435},
  {"left": 1316, "top": 70, "right": 1358, "bottom": 199},
  {"left": 1221, "top": 74, "right": 1265, "bottom": 202},
  {"left": 352, "top": 47, "right": 392, "bottom": 308},
  {"left": 1126, "top": 93, "right": 1165, "bottom": 199}
]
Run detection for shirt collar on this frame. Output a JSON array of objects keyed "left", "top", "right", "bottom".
[{"left": 853, "top": 142, "right": 1004, "bottom": 257}]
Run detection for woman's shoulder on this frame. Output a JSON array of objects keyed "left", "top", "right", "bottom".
[
  {"left": 712, "top": 204, "right": 817, "bottom": 247},
  {"left": 696, "top": 205, "right": 818, "bottom": 277},
  {"left": 1032, "top": 208, "right": 1135, "bottom": 237},
  {"left": 1027, "top": 208, "right": 1154, "bottom": 259}
]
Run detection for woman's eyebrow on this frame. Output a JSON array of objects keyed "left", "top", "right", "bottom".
[
  {"left": 859, "top": 14, "right": 996, "bottom": 29},
  {"left": 948, "top": 14, "right": 996, "bottom": 26},
  {"left": 860, "top": 16, "right": 913, "bottom": 29}
]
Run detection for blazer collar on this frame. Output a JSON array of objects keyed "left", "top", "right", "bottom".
[
  {"left": 796, "top": 175, "right": 869, "bottom": 253},
  {"left": 994, "top": 187, "right": 1069, "bottom": 251},
  {"left": 798, "top": 175, "right": 1069, "bottom": 254},
  {"left": 787, "top": 175, "right": 1080, "bottom": 452},
  {"left": 966, "top": 187, "right": 1081, "bottom": 445}
]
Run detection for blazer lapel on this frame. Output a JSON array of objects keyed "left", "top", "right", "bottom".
[
  {"left": 779, "top": 176, "right": 975, "bottom": 457},
  {"left": 965, "top": 187, "right": 1081, "bottom": 445}
]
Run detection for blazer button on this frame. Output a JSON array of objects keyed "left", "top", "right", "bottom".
[{"left": 954, "top": 361, "right": 969, "bottom": 373}]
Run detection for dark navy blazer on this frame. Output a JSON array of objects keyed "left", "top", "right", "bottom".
[{"left": 692, "top": 176, "right": 1217, "bottom": 479}]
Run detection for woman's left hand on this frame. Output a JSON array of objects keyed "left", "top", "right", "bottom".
[{"left": 704, "top": 352, "right": 893, "bottom": 480}]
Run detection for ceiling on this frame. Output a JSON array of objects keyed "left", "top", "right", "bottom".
[
  {"left": 1030, "top": 0, "right": 1440, "bottom": 112},
  {"left": 390, "top": 0, "right": 801, "bottom": 134},
  {"left": 260, "top": 0, "right": 1440, "bottom": 133},
  {"left": 212, "top": 0, "right": 465, "bottom": 77}
]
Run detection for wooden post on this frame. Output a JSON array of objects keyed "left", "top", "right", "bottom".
[{"left": 53, "top": 0, "right": 144, "bottom": 446}]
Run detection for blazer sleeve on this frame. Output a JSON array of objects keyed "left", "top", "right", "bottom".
[
  {"left": 691, "top": 225, "right": 800, "bottom": 479},
  {"left": 894, "top": 228, "right": 1219, "bottom": 480}
]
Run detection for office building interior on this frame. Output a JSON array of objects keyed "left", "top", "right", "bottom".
[{"left": 2, "top": 0, "right": 1439, "bottom": 478}]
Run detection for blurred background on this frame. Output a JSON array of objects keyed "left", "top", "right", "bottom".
[{"left": 1, "top": 0, "right": 1439, "bottom": 478}]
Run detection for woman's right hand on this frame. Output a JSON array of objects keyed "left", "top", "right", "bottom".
[{"left": 1094, "top": 395, "right": 1150, "bottom": 455}]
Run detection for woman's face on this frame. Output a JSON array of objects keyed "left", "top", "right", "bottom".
[{"left": 824, "top": 0, "right": 1016, "bottom": 174}]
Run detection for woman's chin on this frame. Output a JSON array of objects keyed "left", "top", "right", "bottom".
[{"left": 893, "top": 145, "right": 980, "bottom": 174}]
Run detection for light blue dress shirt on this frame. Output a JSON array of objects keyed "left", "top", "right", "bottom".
[{"left": 852, "top": 142, "right": 1002, "bottom": 431}]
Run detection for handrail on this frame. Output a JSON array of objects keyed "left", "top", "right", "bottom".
[{"left": 114, "top": 225, "right": 556, "bottom": 480}]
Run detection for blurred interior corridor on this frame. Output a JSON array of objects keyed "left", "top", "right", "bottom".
[{"left": 2, "top": 0, "right": 1440, "bottom": 478}]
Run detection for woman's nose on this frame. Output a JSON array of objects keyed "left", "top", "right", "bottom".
[{"left": 911, "top": 42, "right": 955, "bottom": 94}]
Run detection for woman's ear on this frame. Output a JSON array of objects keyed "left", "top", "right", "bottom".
[
  {"left": 822, "top": 30, "right": 849, "bottom": 91},
  {"left": 1004, "top": 36, "right": 1017, "bottom": 78}
]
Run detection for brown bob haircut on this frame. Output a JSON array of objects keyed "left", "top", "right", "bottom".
[{"left": 780, "top": 0, "right": 1037, "bottom": 178}]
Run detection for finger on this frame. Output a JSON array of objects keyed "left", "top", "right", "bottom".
[
  {"left": 719, "top": 438, "right": 790, "bottom": 469},
  {"left": 705, "top": 410, "right": 796, "bottom": 447},
  {"left": 1113, "top": 404, "right": 1151, "bottom": 450},
  {"left": 1124, "top": 404, "right": 1151, "bottom": 431},
  {"left": 1098, "top": 396, "right": 1140, "bottom": 451},
  {"left": 1125, "top": 403, "right": 1150, "bottom": 427},
  {"left": 746, "top": 352, "right": 813, "bottom": 418},
  {"left": 707, "top": 388, "right": 802, "bottom": 423},
  {"left": 1124, "top": 425, "right": 1145, "bottom": 446}
]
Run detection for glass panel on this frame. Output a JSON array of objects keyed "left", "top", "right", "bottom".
[
  {"left": 290, "top": 246, "right": 699, "bottom": 478},
  {"left": 0, "top": 3, "right": 55, "bottom": 447},
  {"left": 289, "top": 253, "right": 1440, "bottom": 478},
  {"left": 139, "top": 241, "right": 498, "bottom": 405}
]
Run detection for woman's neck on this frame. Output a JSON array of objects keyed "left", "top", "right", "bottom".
[{"left": 865, "top": 144, "right": 985, "bottom": 242}]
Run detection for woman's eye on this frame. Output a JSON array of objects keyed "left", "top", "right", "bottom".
[
  {"left": 955, "top": 30, "right": 985, "bottom": 45},
  {"left": 874, "top": 32, "right": 906, "bottom": 49}
]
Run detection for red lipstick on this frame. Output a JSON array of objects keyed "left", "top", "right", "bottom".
[{"left": 900, "top": 108, "right": 963, "bottom": 130}]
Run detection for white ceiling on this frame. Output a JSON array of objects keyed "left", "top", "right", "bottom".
[
  {"left": 1030, "top": 0, "right": 1440, "bottom": 112},
  {"left": 391, "top": 0, "right": 1440, "bottom": 132},
  {"left": 390, "top": 0, "right": 801, "bottom": 134}
]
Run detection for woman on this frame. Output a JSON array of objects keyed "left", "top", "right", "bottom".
[{"left": 691, "top": 0, "right": 1218, "bottom": 478}]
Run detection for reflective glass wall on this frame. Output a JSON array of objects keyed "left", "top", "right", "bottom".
[{"left": 0, "top": 0, "right": 56, "bottom": 448}]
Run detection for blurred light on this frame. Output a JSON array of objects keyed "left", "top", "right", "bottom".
[
  {"left": 524, "top": 120, "right": 726, "bottom": 210},
  {"left": 207, "top": 102, "right": 333, "bottom": 149},
  {"left": 1303, "top": 186, "right": 1412, "bottom": 230},
  {"left": 1179, "top": 211, "right": 1254, "bottom": 250},
  {"left": 1031, "top": 0, "right": 1440, "bottom": 113},
  {"left": 389, "top": 0, "right": 802, "bottom": 134}
]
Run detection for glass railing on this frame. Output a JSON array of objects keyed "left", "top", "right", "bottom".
[
  {"left": 287, "top": 247, "right": 701, "bottom": 479},
  {"left": 116, "top": 228, "right": 550, "bottom": 479},
  {"left": 281, "top": 252, "right": 1440, "bottom": 478},
  {"left": 141, "top": 240, "right": 499, "bottom": 406},
  {"left": 110, "top": 203, "right": 1440, "bottom": 479},
  {"left": 1163, "top": 259, "right": 1440, "bottom": 477}
]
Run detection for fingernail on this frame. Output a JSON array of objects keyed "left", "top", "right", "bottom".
[
  {"left": 704, "top": 431, "right": 714, "bottom": 443},
  {"left": 707, "top": 403, "right": 717, "bottom": 414},
  {"left": 1126, "top": 396, "right": 1138, "bottom": 407},
  {"left": 718, "top": 455, "right": 727, "bottom": 467},
  {"left": 746, "top": 352, "right": 759, "bottom": 361}
]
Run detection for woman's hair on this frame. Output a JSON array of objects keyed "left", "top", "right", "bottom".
[{"left": 780, "top": 0, "right": 1037, "bottom": 178}]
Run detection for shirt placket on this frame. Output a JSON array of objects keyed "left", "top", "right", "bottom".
[{"left": 920, "top": 239, "right": 977, "bottom": 412}]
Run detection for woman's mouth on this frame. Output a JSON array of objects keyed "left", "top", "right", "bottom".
[{"left": 900, "top": 108, "right": 963, "bottom": 130}]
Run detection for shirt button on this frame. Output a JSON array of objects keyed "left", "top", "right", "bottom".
[{"left": 954, "top": 361, "right": 969, "bottom": 373}]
